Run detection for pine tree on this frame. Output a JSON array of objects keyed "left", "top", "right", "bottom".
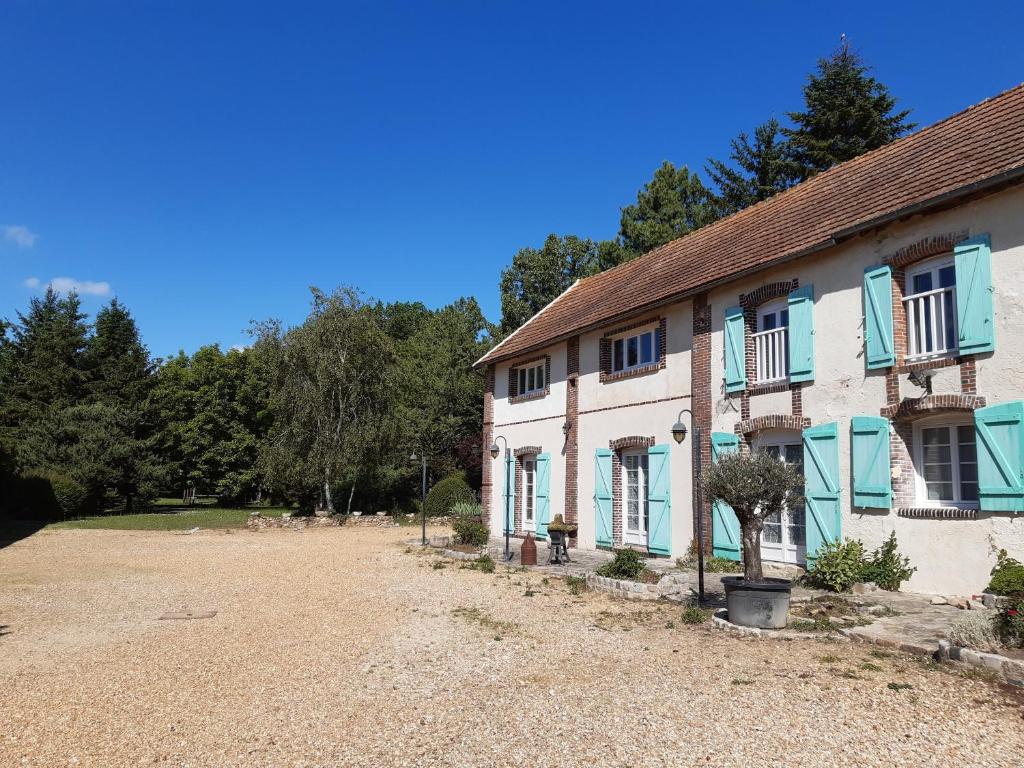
[
  {"left": 785, "top": 38, "right": 915, "bottom": 180},
  {"left": 84, "top": 298, "right": 153, "bottom": 408},
  {"left": 618, "top": 161, "right": 718, "bottom": 257},
  {"left": 706, "top": 118, "right": 795, "bottom": 215}
]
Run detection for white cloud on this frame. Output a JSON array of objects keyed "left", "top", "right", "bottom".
[
  {"left": 25, "top": 276, "right": 112, "bottom": 296},
  {"left": 3, "top": 225, "right": 39, "bottom": 248}
]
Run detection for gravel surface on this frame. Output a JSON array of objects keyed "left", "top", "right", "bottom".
[{"left": 1, "top": 526, "right": 1021, "bottom": 767}]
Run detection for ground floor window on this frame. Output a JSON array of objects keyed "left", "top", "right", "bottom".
[
  {"left": 756, "top": 435, "right": 806, "bottom": 565},
  {"left": 622, "top": 451, "right": 649, "bottom": 545},
  {"left": 914, "top": 419, "right": 978, "bottom": 506}
]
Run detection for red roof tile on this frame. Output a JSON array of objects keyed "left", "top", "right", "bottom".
[{"left": 480, "top": 83, "right": 1024, "bottom": 366}]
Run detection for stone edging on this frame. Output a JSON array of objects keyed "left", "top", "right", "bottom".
[
  {"left": 441, "top": 549, "right": 485, "bottom": 561},
  {"left": 586, "top": 573, "right": 661, "bottom": 601},
  {"left": 938, "top": 641, "right": 1024, "bottom": 687},
  {"left": 710, "top": 609, "right": 824, "bottom": 640}
]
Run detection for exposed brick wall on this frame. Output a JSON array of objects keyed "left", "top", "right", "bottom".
[
  {"left": 881, "top": 394, "right": 987, "bottom": 420},
  {"left": 481, "top": 365, "right": 495, "bottom": 527},
  {"left": 599, "top": 316, "right": 667, "bottom": 383},
  {"left": 610, "top": 451, "right": 623, "bottom": 548},
  {"left": 736, "top": 414, "right": 811, "bottom": 436},
  {"left": 890, "top": 420, "right": 916, "bottom": 508},
  {"left": 960, "top": 358, "right": 978, "bottom": 394},
  {"left": 564, "top": 337, "right": 580, "bottom": 544},
  {"left": 741, "top": 279, "right": 798, "bottom": 388},
  {"left": 740, "top": 280, "right": 799, "bottom": 310},
  {"left": 508, "top": 355, "right": 551, "bottom": 404},
  {"left": 886, "top": 370, "right": 901, "bottom": 406},
  {"left": 691, "top": 294, "right": 713, "bottom": 555},
  {"left": 891, "top": 264, "right": 908, "bottom": 368},
  {"left": 791, "top": 383, "right": 803, "bottom": 417},
  {"left": 514, "top": 445, "right": 543, "bottom": 458},
  {"left": 609, "top": 435, "right": 655, "bottom": 451}
]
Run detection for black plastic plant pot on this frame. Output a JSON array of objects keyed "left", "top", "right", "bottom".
[{"left": 721, "top": 576, "right": 792, "bottom": 629}]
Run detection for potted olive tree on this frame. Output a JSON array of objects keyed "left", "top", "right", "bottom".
[{"left": 703, "top": 449, "right": 804, "bottom": 629}]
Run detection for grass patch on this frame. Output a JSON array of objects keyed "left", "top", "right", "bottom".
[
  {"left": 463, "top": 554, "right": 495, "bottom": 573},
  {"left": 731, "top": 678, "right": 754, "bottom": 685},
  {"left": 819, "top": 654, "right": 842, "bottom": 664},
  {"left": 887, "top": 682, "right": 913, "bottom": 691},
  {"left": 565, "top": 575, "right": 587, "bottom": 595},
  {"left": 860, "top": 662, "right": 883, "bottom": 672},
  {"left": 451, "top": 607, "right": 515, "bottom": 637},
  {"left": 867, "top": 649, "right": 892, "bottom": 659},
  {"left": 48, "top": 505, "right": 288, "bottom": 531},
  {"left": 680, "top": 605, "right": 709, "bottom": 625}
]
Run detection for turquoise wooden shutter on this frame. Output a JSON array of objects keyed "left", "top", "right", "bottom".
[
  {"left": 535, "top": 453, "right": 551, "bottom": 539},
  {"left": 503, "top": 452, "right": 515, "bottom": 534},
  {"left": 802, "top": 422, "right": 841, "bottom": 561},
  {"left": 647, "top": 444, "right": 671, "bottom": 556},
  {"left": 851, "top": 416, "right": 891, "bottom": 509},
  {"left": 975, "top": 401, "right": 1024, "bottom": 513},
  {"left": 863, "top": 265, "right": 895, "bottom": 369},
  {"left": 724, "top": 306, "right": 747, "bottom": 392},
  {"left": 710, "top": 432, "right": 741, "bottom": 561},
  {"left": 788, "top": 284, "right": 815, "bottom": 383},
  {"left": 955, "top": 234, "right": 995, "bottom": 355},
  {"left": 594, "top": 449, "right": 613, "bottom": 546}
]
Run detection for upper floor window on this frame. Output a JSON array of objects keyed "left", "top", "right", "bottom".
[
  {"left": 754, "top": 301, "right": 789, "bottom": 383},
  {"left": 516, "top": 362, "right": 545, "bottom": 395},
  {"left": 612, "top": 327, "right": 661, "bottom": 373},
  {"left": 905, "top": 256, "right": 957, "bottom": 361},
  {"left": 914, "top": 419, "right": 978, "bottom": 507}
]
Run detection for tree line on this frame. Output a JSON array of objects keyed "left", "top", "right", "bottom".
[
  {"left": 499, "top": 39, "right": 914, "bottom": 333},
  {"left": 0, "top": 287, "right": 491, "bottom": 520}
]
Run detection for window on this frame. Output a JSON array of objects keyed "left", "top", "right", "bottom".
[
  {"left": 612, "top": 327, "right": 661, "bottom": 374},
  {"left": 904, "top": 257, "right": 958, "bottom": 360},
  {"left": 523, "top": 458, "right": 536, "bottom": 531},
  {"left": 914, "top": 420, "right": 978, "bottom": 506},
  {"left": 753, "top": 302, "right": 789, "bottom": 383},
  {"left": 622, "top": 452, "right": 649, "bottom": 545},
  {"left": 516, "top": 361, "right": 545, "bottom": 395}
]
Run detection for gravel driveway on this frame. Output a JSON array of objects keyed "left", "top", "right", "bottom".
[{"left": 1, "top": 526, "right": 1021, "bottom": 767}]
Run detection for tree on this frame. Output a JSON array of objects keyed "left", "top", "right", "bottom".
[
  {"left": 257, "top": 287, "right": 396, "bottom": 513},
  {"left": 84, "top": 299, "right": 153, "bottom": 408},
  {"left": 702, "top": 450, "right": 804, "bottom": 582},
  {"left": 785, "top": 38, "right": 915, "bottom": 180},
  {"left": 706, "top": 118, "right": 795, "bottom": 215},
  {"left": 499, "top": 234, "right": 600, "bottom": 334},
  {"left": 618, "top": 161, "right": 718, "bottom": 258}
]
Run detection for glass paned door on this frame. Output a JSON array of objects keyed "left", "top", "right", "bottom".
[
  {"left": 523, "top": 459, "right": 536, "bottom": 532},
  {"left": 623, "top": 453, "right": 649, "bottom": 545},
  {"left": 758, "top": 440, "right": 806, "bottom": 565}
]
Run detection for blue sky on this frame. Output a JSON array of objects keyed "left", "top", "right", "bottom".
[{"left": 2, "top": 1, "right": 1021, "bottom": 358}]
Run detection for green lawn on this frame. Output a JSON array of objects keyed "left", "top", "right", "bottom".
[{"left": 48, "top": 505, "right": 289, "bottom": 531}]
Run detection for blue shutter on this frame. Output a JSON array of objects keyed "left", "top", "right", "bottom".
[
  {"left": 863, "top": 265, "right": 895, "bottom": 369},
  {"left": 535, "top": 453, "right": 551, "bottom": 539},
  {"left": 851, "top": 416, "right": 892, "bottom": 509},
  {"left": 647, "top": 444, "right": 672, "bottom": 556},
  {"left": 710, "top": 432, "right": 741, "bottom": 561},
  {"left": 802, "top": 422, "right": 841, "bottom": 561},
  {"left": 955, "top": 234, "right": 995, "bottom": 355},
  {"left": 975, "top": 401, "right": 1024, "bottom": 513},
  {"left": 787, "top": 284, "right": 815, "bottom": 383},
  {"left": 594, "top": 449, "right": 613, "bottom": 547},
  {"left": 724, "top": 306, "right": 747, "bottom": 393},
  {"left": 503, "top": 452, "right": 515, "bottom": 534}
]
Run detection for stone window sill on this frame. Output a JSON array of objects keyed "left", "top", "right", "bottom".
[
  {"left": 896, "top": 506, "right": 978, "bottom": 520},
  {"left": 600, "top": 362, "right": 664, "bottom": 384}
]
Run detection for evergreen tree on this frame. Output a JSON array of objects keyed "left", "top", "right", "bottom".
[
  {"left": 618, "top": 161, "right": 718, "bottom": 257},
  {"left": 84, "top": 298, "right": 153, "bottom": 408},
  {"left": 785, "top": 38, "right": 915, "bottom": 180},
  {"left": 499, "top": 234, "right": 600, "bottom": 334},
  {"left": 706, "top": 118, "right": 795, "bottom": 215}
]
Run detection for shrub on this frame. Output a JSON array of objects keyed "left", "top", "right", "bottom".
[
  {"left": 452, "top": 517, "right": 489, "bottom": 547},
  {"left": 986, "top": 550, "right": 1024, "bottom": 596},
  {"left": 451, "top": 501, "right": 482, "bottom": 518},
  {"left": 471, "top": 554, "right": 496, "bottom": 573},
  {"left": 423, "top": 472, "right": 474, "bottom": 517},
  {"left": 565, "top": 575, "right": 587, "bottom": 595},
  {"left": 995, "top": 595, "right": 1024, "bottom": 648},
  {"left": 947, "top": 611, "right": 1002, "bottom": 653},
  {"left": 805, "top": 538, "right": 867, "bottom": 592},
  {"left": 14, "top": 472, "right": 89, "bottom": 521},
  {"left": 681, "top": 605, "right": 709, "bottom": 624},
  {"left": 596, "top": 549, "right": 647, "bottom": 581},
  {"left": 862, "top": 533, "right": 916, "bottom": 591}
]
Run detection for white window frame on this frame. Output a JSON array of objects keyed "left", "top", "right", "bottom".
[
  {"left": 912, "top": 415, "right": 979, "bottom": 509},
  {"left": 621, "top": 450, "right": 649, "bottom": 545},
  {"left": 522, "top": 457, "right": 537, "bottom": 531},
  {"left": 752, "top": 300, "right": 789, "bottom": 384},
  {"left": 611, "top": 325, "right": 661, "bottom": 374},
  {"left": 904, "top": 255, "right": 958, "bottom": 361},
  {"left": 515, "top": 361, "right": 545, "bottom": 396}
]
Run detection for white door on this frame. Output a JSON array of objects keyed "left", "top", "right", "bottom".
[
  {"left": 523, "top": 458, "right": 537, "bottom": 533},
  {"left": 758, "top": 439, "right": 806, "bottom": 565},
  {"left": 622, "top": 452, "right": 649, "bottom": 546}
]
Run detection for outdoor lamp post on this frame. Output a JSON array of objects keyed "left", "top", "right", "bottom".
[
  {"left": 410, "top": 450, "right": 428, "bottom": 546},
  {"left": 489, "top": 435, "right": 512, "bottom": 562},
  {"left": 673, "top": 409, "right": 706, "bottom": 605}
]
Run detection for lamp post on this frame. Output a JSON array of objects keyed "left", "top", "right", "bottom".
[
  {"left": 489, "top": 435, "right": 512, "bottom": 562},
  {"left": 410, "top": 450, "right": 428, "bottom": 546},
  {"left": 672, "top": 409, "right": 706, "bottom": 605}
]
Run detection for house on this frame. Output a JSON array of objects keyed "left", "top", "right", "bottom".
[{"left": 476, "top": 84, "right": 1024, "bottom": 595}]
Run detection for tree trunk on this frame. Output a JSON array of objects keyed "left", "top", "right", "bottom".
[
  {"left": 740, "top": 521, "right": 764, "bottom": 582},
  {"left": 322, "top": 475, "right": 334, "bottom": 515},
  {"left": 346, "top": 483, "right": 356, "bottom": 515}
]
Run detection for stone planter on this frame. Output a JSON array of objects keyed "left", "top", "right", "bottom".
[{"left": 722, "top": 576, "right": 792, "bottom": 629}]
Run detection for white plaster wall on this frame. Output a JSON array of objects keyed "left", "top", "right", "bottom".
[{"left": 706, "top": 184, "right": 1024, "bottom": 594}]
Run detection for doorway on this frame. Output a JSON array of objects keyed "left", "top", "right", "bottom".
[
  {"left": 755, "top": 434, "right": 806, "bottom": 565},
  {"left": 622, "top": 451, "right": 649, "bottom": 546}
]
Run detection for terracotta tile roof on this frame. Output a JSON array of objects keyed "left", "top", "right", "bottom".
[{"left": 479, "top": 83, "right": 1024, "bottom": 366}]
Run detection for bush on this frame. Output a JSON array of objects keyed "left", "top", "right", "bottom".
[
  {"left": 681, "top": 605, "right": 709, "bottom": 624},
  {"left": 986, "top": 550, "right": 1024, "bottom": 596},
  {"left": 13, "top": 472, "right": 89, "bottom": 521},
  {"left": 470, "top": 554, "right": 496, "bottom": 573},
  {"left": 423, "top": 472, "right": 474, "bottom": 518},
  {"left": 947, "top": 611, "right": 1002, "bottom": 653},
  {"left": 806, "top": 538, "right": 867, "bottom": 592},
  {"left": 450, "top": 501, "right": 482, "bottom": 518},
  {"left": 596, "top": 549, "right": 647, "bottom": 581},
  {"left": 862, "top": 533, "right": 917, "bottom": 591},
  {"left": 452, "top": 517, "right": 489, "bottom": 547},
  {"left": 995, "top": 595, "right": 1024, "bottom": 648}
]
